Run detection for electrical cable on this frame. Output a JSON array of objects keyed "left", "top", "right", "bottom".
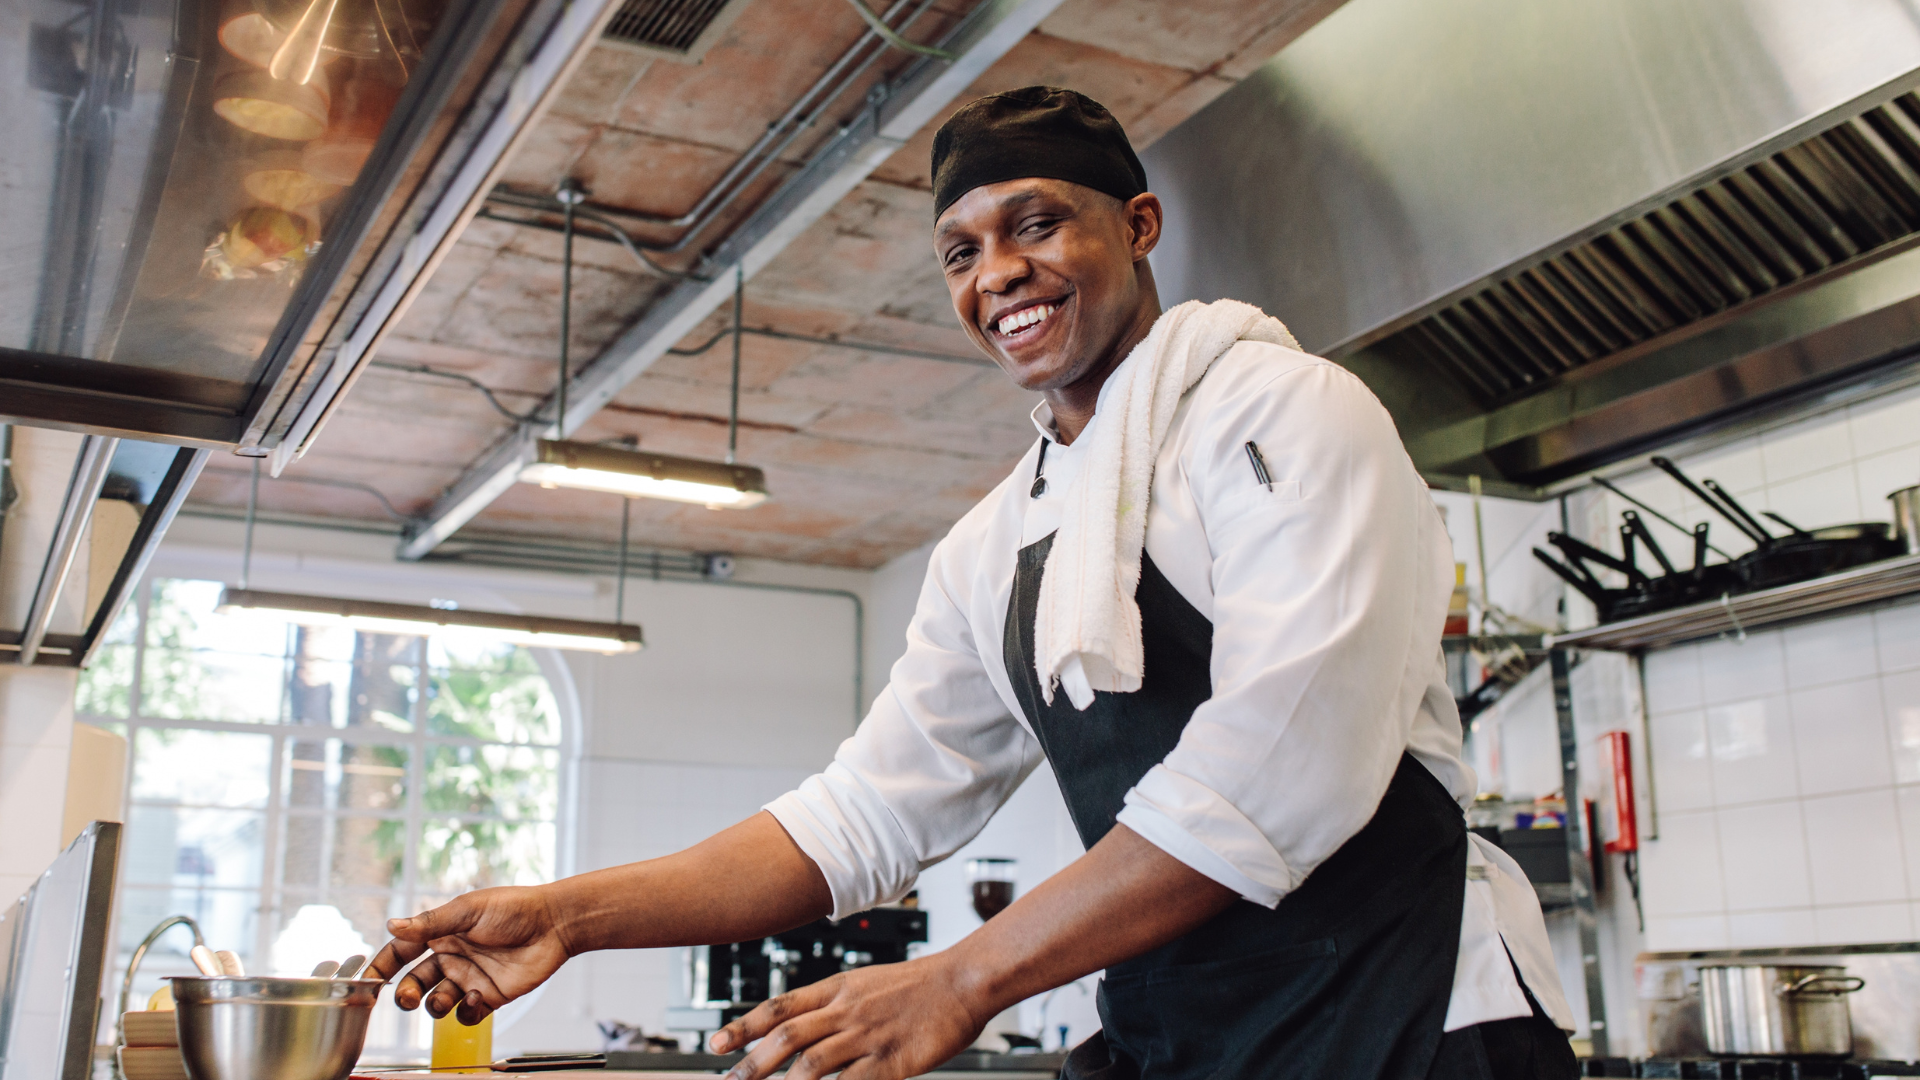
[
  {"left": 557, "top": 180, "right": 580, "bottom": 436},
  {"left": 574, "top": 206, "right": 711, "bottom": 281},
  {"left": 243, "top": 459, "right": 259, "bottom": 590},
  {"left": 472, "top": 206, "right": 708, "bottom": 281},
  {"left": 207, "top": 468, "right": 411, "bottom": 523},
  {"left": 367, "top": 361, "right": 540, "bottom": 423},
  {"left": 838, "top": 0, "right": 954, "bottom": 58},
  {"left": 668, "top": 324, "right": 988, "bottom": 365},
  {"left": 728, "top": 265, "right": 742, "bottom": 465},
  {"left": 616, "top": 496, "right": 630, "bottom": 624},
  {"left": 0, "top": 424, "right": 16, "bottom": 584}
]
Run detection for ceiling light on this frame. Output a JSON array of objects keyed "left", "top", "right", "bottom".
[
  {"left": 217, "top": 587, "right": 643, "bottom": 654},
  {"left": 519, "top": 439, "right": 769, "bottom": 508}
]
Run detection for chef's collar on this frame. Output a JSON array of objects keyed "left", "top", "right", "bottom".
[{"left": 1030, "top": 401, "right": 1063, "bottom": 443}]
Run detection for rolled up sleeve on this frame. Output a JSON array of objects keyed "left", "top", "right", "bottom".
[
  {"left": 765, "top": 534, "right": 1042, "bottom": 921},
  {"left": 1114, "top": 360, "right": 1454, "bottom": 906}
]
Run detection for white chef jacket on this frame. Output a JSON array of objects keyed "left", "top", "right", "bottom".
[{"left": 764, "top": 341, "right": 1575, "bottom": 1033}]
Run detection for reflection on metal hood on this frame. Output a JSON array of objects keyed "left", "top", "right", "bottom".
[{"left": 1143, "top": 0, "right": 1920, "bottom": 491}]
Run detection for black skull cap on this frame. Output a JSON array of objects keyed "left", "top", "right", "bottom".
[{"left": 931, "top": 86, "right": 1148, "bottom": 219}]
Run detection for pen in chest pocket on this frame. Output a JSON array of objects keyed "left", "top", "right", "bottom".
[{"left": 1244, "top": 441, "right": 1273, "bottom": 491}]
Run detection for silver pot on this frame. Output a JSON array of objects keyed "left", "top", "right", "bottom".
[
  {"left": 1893, "top": 485, "right": 1920, "bottom": 556},
  {"left": 1697, "top": 965, "right": 1864, "bottom": 1057},
  {"left": 171, "top": 976, "right": 383, "bottom": 1080}
]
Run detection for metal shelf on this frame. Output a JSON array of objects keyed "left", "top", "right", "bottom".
[
  {"left": 1442, "top": 633, "right": 1546, "bottom": 653},
  {"left": 1534, "top": 882, "right": 1574, "bottom": 912},
  {"left": 1547, "top": 553, "right": 1920, "bottom": 652}
]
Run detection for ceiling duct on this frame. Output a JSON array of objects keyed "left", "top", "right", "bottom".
[
  {"left": 601, "top": 0, "right": 752, "bottom": 61},
  {"left": 1143, "top": 0, "right": 1920, "bottom": 492}
]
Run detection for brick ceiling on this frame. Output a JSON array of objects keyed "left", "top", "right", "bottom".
[{"left": 190, "top": 0, "right": 1346, "bottom": 568}]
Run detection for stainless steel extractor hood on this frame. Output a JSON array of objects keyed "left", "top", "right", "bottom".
[
  {"left": 1143, "top": 0, "right": 1920, "bottom": 491},
  {"left": 0, "top": 0, "right": 616, "bottom": 459},
  {"left": 0, "top": 0, "right": 618, "bottom": 665}
]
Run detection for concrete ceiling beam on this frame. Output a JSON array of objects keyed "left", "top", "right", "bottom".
[{"left": 397, "top": 0, "right": 1068, "bottom": 561}]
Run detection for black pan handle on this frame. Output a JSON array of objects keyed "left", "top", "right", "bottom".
[
  {"left": 1619, "top": 524, "right": 1651, "bottom": 589},
  {"left": 1702, "top": 479, "right": 1774, "bottom": 546},
  {"left": 1624, "top": 511, "right": 1676, "bottom": 577},
  {"left": 1548, "top": 531, "right": 1633, "bottom": 577},
  {"left": 1650, "top": 456, "right": 1772, "bottom": 547},
  {"left": 1540, "top": 536, "right": 1607, "bottom": 592},
  {"left": 1692, "top": 522, "right": 1711, "bottom": 580},
  {"left": 1761, "top": 511, "right": 1812, "bottom": 539},
  {"left": 1593, "top": 475, "right": 1733, "bottom": 560},
  {"left": 1534, "top": 548, "right": 1611, "bottom": 607}
]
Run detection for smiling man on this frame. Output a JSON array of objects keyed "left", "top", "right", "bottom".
[{"left": 370, "top": 87, "right": 1577, "bottom": 1080}]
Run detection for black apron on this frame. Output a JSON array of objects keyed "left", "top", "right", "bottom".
[{"left": 1003, "top": 531, "right": 1468, "bottom": 1080}]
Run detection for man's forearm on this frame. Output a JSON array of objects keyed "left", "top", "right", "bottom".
[
  {"left": 940, "top": 824, "right": 1237, "bottom": 1020},
  {"left": 547, "top": 811, "right": 834, "bottom": 956}
]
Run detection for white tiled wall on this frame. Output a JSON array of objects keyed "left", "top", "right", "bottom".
[
  {"left": 1639, "top": 604, "right": 1920, "bottom": 950},
  {"left": 1618, "top": 380, "right": 1920, "bottom": 952}
]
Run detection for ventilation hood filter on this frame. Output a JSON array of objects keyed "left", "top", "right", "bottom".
[
  {"left": 1392, "top": 92, "right": 1920, "bottom": 414},
  {"left": 602, "top": 0, "right": 754, "bottom": 62}
]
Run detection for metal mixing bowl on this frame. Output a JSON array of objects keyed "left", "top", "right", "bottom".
[{"left": 170, "top": 976, "right": 383, "bottom": 1080}]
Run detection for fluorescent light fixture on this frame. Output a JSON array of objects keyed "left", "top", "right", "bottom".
[
  {"left": 519, "top": 439, "right": 769, "bottom": 508},
  {"left": 216, "top": 588, "right": 643, "bottom": 654}
]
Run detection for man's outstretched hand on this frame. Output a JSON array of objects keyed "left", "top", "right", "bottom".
[
  {"left": 364, "top": 814, "right": 835, "bottom": 1028},
  {"left": 708, "top": 953, "right": 987, "bottom": 1080},
  {"left": 705, "top": 824, "right": 1237, "bottom": 1080},
  {"left": 368, "top": 886, "right": 573, "bottom": 1025}
]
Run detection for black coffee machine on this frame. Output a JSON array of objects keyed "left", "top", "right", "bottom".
[{"left": 665, "top": 905, "right": 928, "bottom": 1034}]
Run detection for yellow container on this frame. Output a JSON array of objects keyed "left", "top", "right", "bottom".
[{"left": 431, "top": 1010, "right": 493, "bottom": 1073}]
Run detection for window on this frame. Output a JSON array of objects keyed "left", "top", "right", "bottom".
[{"left": 80, "top": 578, "right": 568, "bottom": 1058}]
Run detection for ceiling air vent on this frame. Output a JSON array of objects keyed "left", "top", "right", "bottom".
[{"left": 601, "top": 0, "right": 752, "bottom": 62}]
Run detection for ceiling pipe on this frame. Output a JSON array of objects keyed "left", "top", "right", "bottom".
[
  {"left": 0, "top": 425, "right": 17, "bottom": 594},
  {"left": 17, "top": 434, "right": 118, "bottom": 665},
  {"left": 480, "top": 0, "right": 941, "bottom": 259},
  {"left": 399, "top": 0, "right": 1069, "bottom": 560},
  {"left": 273, "top": 0, "right": 944, "bottom": 476}
]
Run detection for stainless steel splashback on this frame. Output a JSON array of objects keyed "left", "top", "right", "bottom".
[{"left": 1143, "top": 0, "right": 1920, "bottom": 488}]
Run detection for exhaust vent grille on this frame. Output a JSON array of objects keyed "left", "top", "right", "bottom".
[
  {"left": 602, "top": 0, "right": 745, "bottom": 61},
  {"left": 1389, "top": 91, "right": 1920, "bottom": 406}
]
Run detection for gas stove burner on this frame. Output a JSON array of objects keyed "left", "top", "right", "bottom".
[{"left": 1580, "top": 1060, "right": 1920, "bottom": 1079}]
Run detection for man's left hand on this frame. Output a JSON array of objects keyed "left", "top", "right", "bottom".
[{"left": 708, "top": 953, "right": 987, "bottom": 1080}]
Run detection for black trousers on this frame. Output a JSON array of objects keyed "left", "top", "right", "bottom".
[{"left": 1428, "top": 982, "right": 1578, "bottom": 1080}]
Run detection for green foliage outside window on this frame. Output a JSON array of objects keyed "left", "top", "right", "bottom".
[{"left": 78, "top": 577, "right": 561, "bottom": 945}]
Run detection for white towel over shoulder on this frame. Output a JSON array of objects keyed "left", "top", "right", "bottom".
[{"left": 1036, "top": 298, "right": 1298, "bottom": 709}]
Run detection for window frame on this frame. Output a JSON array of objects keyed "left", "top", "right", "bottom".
[{"left": 82, "top": 573, "right": 579, "bottom": 1053}]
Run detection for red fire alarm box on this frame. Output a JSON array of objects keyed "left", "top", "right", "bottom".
[{"left": 1592, "top": 730, "right": 1638, "bottom": 854}]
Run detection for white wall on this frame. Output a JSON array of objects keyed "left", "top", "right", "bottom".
[
  {"left": 863, "top": 539, "right": 935, "bottom": 714},
  {"left": 0, "top": 427, "right": 104, "bottom": 904}
]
